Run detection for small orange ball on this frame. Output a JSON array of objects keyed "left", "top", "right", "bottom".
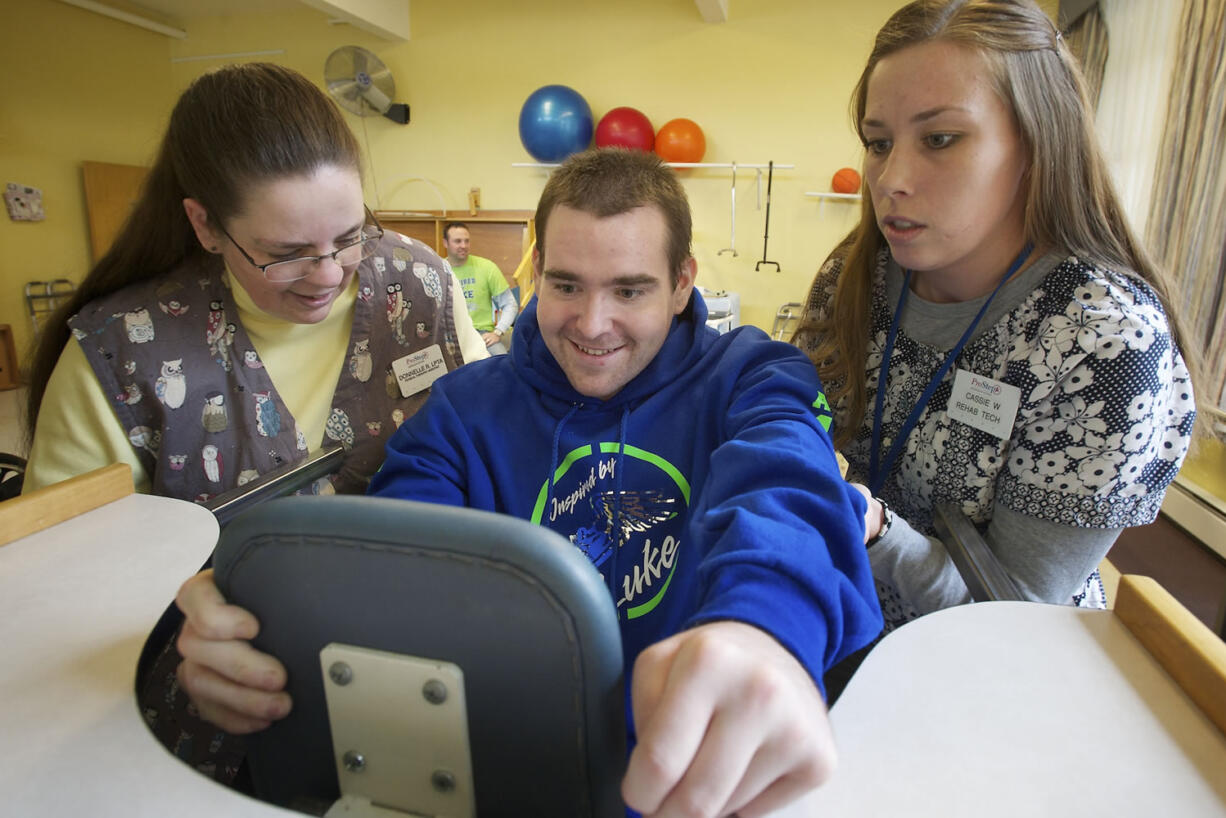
[
  {"left": 832, "top": 167, "right": 862, "bottom": 194},
  {"left": 654, "top": 118, "right": 706, "bottom": 163}
]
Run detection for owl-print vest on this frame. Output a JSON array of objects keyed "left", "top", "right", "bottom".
[{"left": 68, "top": 231, "right": 464, "bottom": 502}]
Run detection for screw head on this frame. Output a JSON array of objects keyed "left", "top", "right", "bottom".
[
  {"left": 422, "top": 679, "right": 448, "bottom": 704},
  {"left": 342, "top": 750, "right": 365, "bottom": 772},
  {"left": 329, "top": 662, "right": 353, "bottom": 686},
  {"left": 431, "top": 769, "right": 456, "bottom": 793}
]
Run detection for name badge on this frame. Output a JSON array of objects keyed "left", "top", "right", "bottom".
[
  {"left": 946, "top": 369, "right": 1021, "bottom": 440},
  {"left": 391, "top": 344, "right": 447, "bottom": 398}
]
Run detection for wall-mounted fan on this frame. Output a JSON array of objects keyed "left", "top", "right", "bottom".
[{"left": 324, "top": 45, "right": 410, "bottom": 125}]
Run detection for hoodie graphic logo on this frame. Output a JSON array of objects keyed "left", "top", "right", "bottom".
[
  {"left": 574, "top": 489, "right": 676, "bottom": 569},
  {"left": 532, "top": 442, "right": 690, "bottom": 620},
  {"left": 811, "top": 390, "right": 833, "bottom": 433}
]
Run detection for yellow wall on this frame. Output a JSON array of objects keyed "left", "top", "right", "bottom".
[
  {"left": 372, "top": 0, "right": 896, "bottom": 331},
  {"left": 1, "top": 0, "right": 175, "bottom": 373},
  {"left": 14, "top": 0, "right": 1213, "bottom": 495},
  {"left": 17, "top": 0, "right": 1210, "bottom": 496},
  {"left": 166, "top": 0, "right": 898, "bottom": 330},
  {"left": 3, "top": 0, "right": 905, "bottom": 371}
]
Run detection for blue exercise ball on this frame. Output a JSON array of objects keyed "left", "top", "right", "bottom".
[{"left": 518, "top": 85, "right": 594, "bottom": 162}]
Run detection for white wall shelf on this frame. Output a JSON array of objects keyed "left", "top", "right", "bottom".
[
  {"left": 805, "top": 190, "right": 862, "bottom": 216},
  {"left": 514, "top": 162, "right": 796, "bottom": 212},
  {"left": 513, "top": 162, "right": 795, "bottom": 170}
]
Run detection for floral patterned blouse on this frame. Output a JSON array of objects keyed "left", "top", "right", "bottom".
[{"left": 799, "top": 249, "right": 1194, "bottom": 621}]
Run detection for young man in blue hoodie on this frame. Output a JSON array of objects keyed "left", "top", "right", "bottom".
[{"left": 176, "top": 149, "right": 882, "bottom": 817}]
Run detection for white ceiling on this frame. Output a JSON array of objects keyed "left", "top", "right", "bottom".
[
  {"left": 97, "top": 0, "right": 727, "bottom": 27},
  {"left": 64, "top": 0, "right": 724, "bottom": 42},
  {"left": 62, "top": 0, "right": 412, "bottom": 41},
  {"left": 127, "top": 0, "right": 305, "bottom": 21}
]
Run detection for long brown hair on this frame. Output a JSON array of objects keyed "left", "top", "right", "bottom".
[
  {"left": 796, "top": 0, "right": 1200, "bottom": 448},
  {"left": 25, "top": 62, "right": 361, "bottom": 437}
]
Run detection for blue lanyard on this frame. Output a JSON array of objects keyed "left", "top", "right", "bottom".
[{"left": 868, "top": 244, "right": 1033, "bottom": 495}]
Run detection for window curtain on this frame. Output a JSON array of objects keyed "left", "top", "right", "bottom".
[
  {"left": 1094, "top": 0, "right": 1181, "bottom": 243},
  {"left": 1065, "top": 3, "right": 1109, "bottom": 108},
  {"left": 1145, "top": 0, "right": 1226, "bottom": 433}
]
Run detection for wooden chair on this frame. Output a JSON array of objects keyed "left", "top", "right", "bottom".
[{"left": 0, "top": 463, "right": 132, "bottom": 547}]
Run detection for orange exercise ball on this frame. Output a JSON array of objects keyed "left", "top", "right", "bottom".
[
  {"left": 832, "top": 167, "right": 862, "bottom": 194},
  {"left": 654, "top": 118, "right": 706, "bottom": 163}
]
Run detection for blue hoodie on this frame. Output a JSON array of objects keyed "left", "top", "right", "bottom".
[{"left": 370, "top": 292, "right": 882, "bottom": 703}]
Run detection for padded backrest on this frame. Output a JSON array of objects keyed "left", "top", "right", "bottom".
[{"left": 213, "top": 494, "right": 625, "bottom": 817}]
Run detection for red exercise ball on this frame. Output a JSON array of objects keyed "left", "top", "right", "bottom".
[
  {"left": 595, "top": 107, "right": 655, "bottom": 152},
  {"left": 654, "top": 118, "right": 706, "bottom": 163},
  {"left": 832, "top": 167, "right": 862, "bottom": 194}
]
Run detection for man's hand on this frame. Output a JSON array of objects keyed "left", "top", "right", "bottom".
[
  {"left": 174, "top": 569, "right": 292, "bottom": 733},
  {"left": 849, "top": 482, "right": 883, "bottom": 545},
  {"left": 622, "top": 621, "right": 836, "bottom": 818},
  {"left": 481, "top": 330, "right": 502, "bottom": 348}
]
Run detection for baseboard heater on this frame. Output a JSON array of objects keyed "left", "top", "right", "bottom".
[{"left": 1162, "top": 475, "right": 1226, "bottom": 563}]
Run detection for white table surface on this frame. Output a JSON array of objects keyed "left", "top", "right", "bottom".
[
  {"left": 0, "top": 493, "right": 294, "bottom": 816},
  {"left": 799, "top": 601, "right": 1226, "bottom": 817},
  {"left": 5, "top": 495, "right": 1225, "bottom": 816}
]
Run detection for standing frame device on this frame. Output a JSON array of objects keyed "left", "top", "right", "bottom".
[{"left": 212, "top": 494, "right": 626, "bottom": 817}]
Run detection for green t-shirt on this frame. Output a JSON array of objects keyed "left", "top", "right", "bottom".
[{"left": 452, "top": 255, "right": 509, "bottom": 332}]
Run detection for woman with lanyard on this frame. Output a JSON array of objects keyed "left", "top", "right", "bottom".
[{"left": 794, "top": 0, "right": 1201, "bottom": 638}]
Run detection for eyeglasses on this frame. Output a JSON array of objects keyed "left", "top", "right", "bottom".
[{"left": 216, "top": 207, "right": 385, "bottom": 283}]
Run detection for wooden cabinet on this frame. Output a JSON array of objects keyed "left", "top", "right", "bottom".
[
  {"left": 373, "top": 210, "right": 535, "bottom": 289},
  {"left": 82, "top": 161, "right": 149, "bottom": 262}
]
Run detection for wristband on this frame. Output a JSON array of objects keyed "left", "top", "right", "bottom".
[{"left": 867, "top": 496, "right": 894, "bottom": 547}]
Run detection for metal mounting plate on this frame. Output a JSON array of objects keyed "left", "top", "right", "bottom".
[{"left": 321, "top": 643, "right": 475, "bottom": 818}]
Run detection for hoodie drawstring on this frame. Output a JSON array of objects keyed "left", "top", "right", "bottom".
[
  {"left": 610, "top": 406, "right": 630, "bottom": 611},
  {"left": 544, "top": 402, "right": 581, "bottom": 530},
  {"left": 544, "top": 402, "right": 632, "bottom": 614}
]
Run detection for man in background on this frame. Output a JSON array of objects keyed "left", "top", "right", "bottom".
[{"left": 444, "top": 222, "right": 518, "bottom": 354}]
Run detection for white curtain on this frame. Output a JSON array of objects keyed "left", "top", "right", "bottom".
[
  {"left": 1094, "top": 0, "right": 1182, "bottom": 237},
  {"left": 1065, "top": 4, "right": 1108, "bottom": 108},
  {"left": 1144, "top": 0, "right": 1226, "bottom": 431}
]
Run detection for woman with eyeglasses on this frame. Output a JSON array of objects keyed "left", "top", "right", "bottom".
[{"left": 23, "top": 62, "right": 486, "bottom": 499}]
